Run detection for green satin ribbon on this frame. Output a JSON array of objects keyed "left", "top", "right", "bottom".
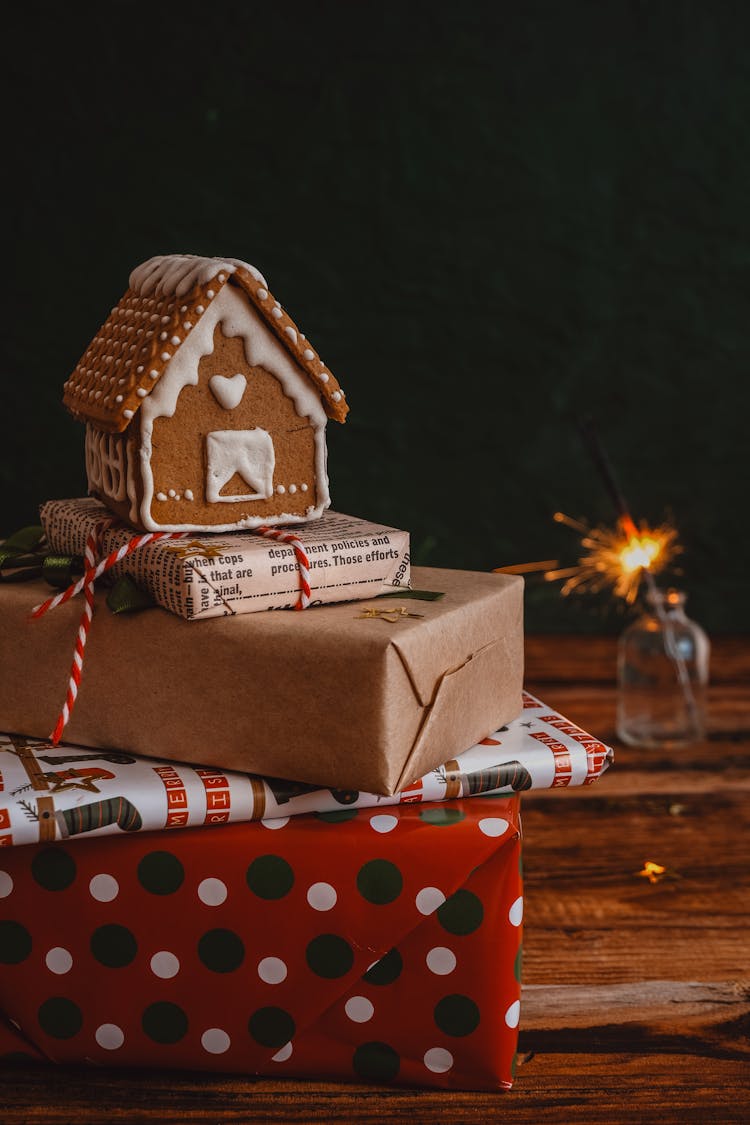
[{"left": 377, "top": 589, "right": 445, "bottom": 602}]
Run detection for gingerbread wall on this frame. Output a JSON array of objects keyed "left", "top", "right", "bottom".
[{"left": 145, "top": 325, "right": 319, "bottom": 530}]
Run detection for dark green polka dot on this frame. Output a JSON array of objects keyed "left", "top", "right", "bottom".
[
  {"left": 142, "top": 1001, "right": 188, "bottom": 1044},
  {"left": 362, "top": 947, "right": 403, "bottom": 986},
  {"left": 514, "top": 944, "right": 523, "bottom": 983},
  {"left": 31, "top": 847, "right": 75, "bottom": 891},
  {"left": 315, "top": 808, "right": 358, "bottom": 824},
  {"left": 330, "top": 789, "right": 359, "bottom": 805},
  {"left": 437, "top": 889, "right": 484, "bottom": 935},
  {"left": 0, "top": 1050, "right": 37, "bottom": 1061},
  {"left": 0, "top": 921, "right": 32, "bottom": 965},
  {"left": 420, "top": 806, "right": 466, "bottom": 827},
  {"left": 246, "top": 855, "right": 294, "bottom": 899},
  {"left": 248, "top": 1006, "right": 295, "bottom": 1048},
  {"left": 434, "top": 993, "right": 480, "bottom": 1037},
  {"left": 137, "top": 851, "right": 184, "bottom": 895},
  {"left": 306, "top": 933, "right": 354, "bottom": 979},
  {"left": 90, "top": 924, "right": 137, "bottom": 968},
  {"left": 198, "top": 928, "right": 245, "bottom": 973},
  {"left": 356, "top": 859, "right": 402, "bottom": 905},
  {"left": 352, "top": 1041, "right": 400, "bottom": 1081},
  {"left": 38, "top": 997, "right": 83, "bottom": 1040}
]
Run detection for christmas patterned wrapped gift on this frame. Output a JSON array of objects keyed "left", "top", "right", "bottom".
[
  {"left": 0, "top": 693, "right": 612, "bottom": 847},
  {"left": 0, "top": 797, "right": 522, "bottom": 1090}
]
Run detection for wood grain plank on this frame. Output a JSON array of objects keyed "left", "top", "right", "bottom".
[
  {"left": 521, "top": 979, "right": 750, "bottom": 1032},
  {"left": 2, "top": 1057, "right": 749, "bottom": 1124},
  {"left": 525, "top": 634, "right": 750, "bottom": 685}
]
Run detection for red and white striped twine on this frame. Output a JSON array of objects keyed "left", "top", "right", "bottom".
[
  {"left": 49, "top": 526, "right": 99, "bottom": 745},
  {"left": 32, "top": 521, "right": 312, "bottom": 744},
  {"left": 32, "top": 526, "right": 185, "bottom": 744},
  {"left": 257, "top": 526, "right": 311, "bottom": 609},
  {"left": 31, "top": 530, "right": 181, "bottom": 619}
]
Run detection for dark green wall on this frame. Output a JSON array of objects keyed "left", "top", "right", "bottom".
[{"left": 3, "top": 2, "right": 748, "bottom": 632}]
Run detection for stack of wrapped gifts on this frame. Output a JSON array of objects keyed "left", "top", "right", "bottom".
[{"left": 0, "top": 255, "right": 612, "bottom": 1091}]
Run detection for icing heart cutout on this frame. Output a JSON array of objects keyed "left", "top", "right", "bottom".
[{"left": 209, "top": 373, "right": 247, "bottom": 411}]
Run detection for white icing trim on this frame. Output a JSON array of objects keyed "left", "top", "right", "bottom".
[
  {"left": 129, "top": 254, "right": 267, "bottom": 298},
  {"left": 137, "top": 285, "right": 330, "bottom": 531},
  {"left": 85, "top": 425, "right": 127, "bottom": 502}
]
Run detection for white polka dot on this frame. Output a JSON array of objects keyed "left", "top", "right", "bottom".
[
  {"left": 198, "top": 878, "right": 227, "bottom": 906},
  {"left": 201, "top": 1028, "right": 231, "bottom": 1054},
  {"left": 288, "top": 484, "right": 297, "bottom": 494},
  {"left": 478, "top": 817, "right": 510, "bottom": 837},
  {"left": 369, "top": 814, "right": 398, "bottom": 834},
  {"left": 150, "top": 951, "right": 180, "bottom": 979},
  {"left": 509, "top": 896, "right": 524, "bottom": 927},
  {"left": 424, "top": 1046, "right": 453, "bottom": 1073},
  {"left": 95, "top": 1023, "right": 124, "bottom": 1050},
  {"left": 258, "top": 957, "right": 287, "bottom": 984},
  {"left": 505, "top": 999, "right": 521, "bottom": 1028},
  {"left": 345, "top": 996, "right": 374, "bottom": 1023},
  {"left": 45, "top": 947, "right": 73, "bottom": 975},
  {"left": 426, "top": 946, "right": 456, "bottom": 976},
  {"left": 416, "top": 887, "right": 445, "bottom": 915},
  {"left": 271, "top": 1041, "right": 293, "bottom": 1062},
  {"left": 261, "top": 817, "right": 289, "bottom": 830},
  {"left": 0, "top": 872, "right": 13, "bottom": 898},
  {"left": 89, "top": 874, "right": 119, "bottom": 902},
  {"left": 307, "top": 882, "right": 337, "bottom": 911}
]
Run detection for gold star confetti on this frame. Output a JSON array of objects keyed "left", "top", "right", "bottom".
[
  {"left": 164, "top": 540, "right": 230, "bottom": 561},
  {"left": 358, "top": 606, "right": 424, "bottom": 623}
]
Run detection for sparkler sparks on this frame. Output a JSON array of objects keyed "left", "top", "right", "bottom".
[
  {"left": 636, "top": 860, "right": 667, "bottom": 884},
  {"left": 495, "top": 513, "right": 681, "bottom": 605},
  {"left": 544, "top": 513, "right": 682, "bottom": 605}
]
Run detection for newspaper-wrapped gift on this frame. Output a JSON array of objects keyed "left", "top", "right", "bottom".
[
  {"left": 0, "top": 693, "right": 612, "bottom": 848},
  {"left": 0, "top": 796, "right": 522, "bottom": 1090},
  {"left": 40, "top": 498, "right": 411, "bottom": 619}
]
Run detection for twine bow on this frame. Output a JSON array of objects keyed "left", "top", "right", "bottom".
[{"left": 23, "top": 517, "right": 314, "bottom": 744}]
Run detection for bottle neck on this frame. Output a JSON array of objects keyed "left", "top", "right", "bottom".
[{"left": 646, "top": 588, "right": 687, "bottom": 617}]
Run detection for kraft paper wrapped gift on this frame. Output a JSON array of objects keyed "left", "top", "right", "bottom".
[
  {"left": 0, "top": 567, "right": 524, "bottom": 796},
  {"left": 0, "top": 797, "right": 523, "bottom": 1090}
]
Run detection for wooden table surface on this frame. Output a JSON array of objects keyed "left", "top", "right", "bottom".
[{"left": 3, "top": 635, "right": 748, "bottom": 1124}]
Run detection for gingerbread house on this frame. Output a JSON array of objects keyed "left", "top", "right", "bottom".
[{"left": 63, "top": 254, "right": 348, "bottom": 532}]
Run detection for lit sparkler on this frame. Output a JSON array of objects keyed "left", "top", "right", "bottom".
[{"left": 543, "top": 512, "right": 681, "bottom": 605}]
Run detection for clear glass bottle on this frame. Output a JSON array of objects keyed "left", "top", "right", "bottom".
[{"left": 617, "top": 588, "right": 710, "bottom": 749}]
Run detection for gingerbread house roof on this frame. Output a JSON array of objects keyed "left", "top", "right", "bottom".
[{"left": 63, "top": 254, "right": 349, "bottom": 434}]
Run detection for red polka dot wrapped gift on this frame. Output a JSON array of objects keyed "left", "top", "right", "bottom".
[{"left": 0, "top": 797, "right": 522, "bottom": 1090}]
